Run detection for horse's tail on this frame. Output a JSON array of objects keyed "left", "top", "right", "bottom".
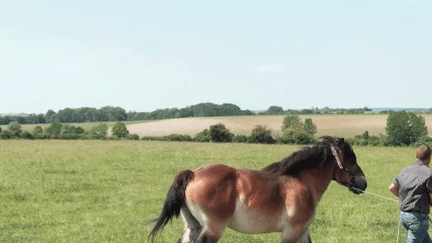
[{"left": 148, "top": 169, "right": 194, "bottom": 242}]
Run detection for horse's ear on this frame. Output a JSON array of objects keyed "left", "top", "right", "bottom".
[{"left": 338, "top": 138, "right": 344, "bottom": 145}]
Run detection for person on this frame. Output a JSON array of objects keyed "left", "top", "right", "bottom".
[{"left": 389, "top": 145, "right": 432, "bottom": 243}]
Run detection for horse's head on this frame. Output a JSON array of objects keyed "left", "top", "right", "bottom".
[{"left": 327, "top": 137, "right": 367, "bottom": 194}]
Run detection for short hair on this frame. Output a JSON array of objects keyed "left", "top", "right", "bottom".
[{"left": 416, "top": 146, "right": 432, "bottom": 161}]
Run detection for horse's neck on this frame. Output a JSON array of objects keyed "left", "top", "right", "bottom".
[{"left": 298, "top": 163, "right": 335, "bottom": 205}]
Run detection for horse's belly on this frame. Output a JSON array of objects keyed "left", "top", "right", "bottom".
[{"left": 227, "top": 199, "right": 286, "bottom": 234}]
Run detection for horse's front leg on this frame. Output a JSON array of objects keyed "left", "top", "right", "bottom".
[{"left": 281, "top": 227, "right": 311, "bottom": 243}]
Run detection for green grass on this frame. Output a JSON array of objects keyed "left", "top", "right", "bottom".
[{"left": 0, "top": 140, "right": 419, "bottom": 242}]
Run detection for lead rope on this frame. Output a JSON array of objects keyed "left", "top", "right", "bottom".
[
  {"left": 353, "top": 189, "right": 402, "bottom": 242},
  {"left": 355, "top": 189, "right": 432, "bottom": 243}
]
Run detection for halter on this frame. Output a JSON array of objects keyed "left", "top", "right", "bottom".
[
  {"left": 330, "top": 145, "right": 363, "bottom": 193},
  {"left": 330, "top": 145, "right": 350, "bottom": 173}
]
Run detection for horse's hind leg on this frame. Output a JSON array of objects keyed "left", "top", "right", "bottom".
[
  {"left": 178, "top": 207, "right": 202, "bottom": 243},
  {"left": 281, "top": 226, "right": 311, "bottom": 243},
  {"left": 195, "top": 219, "right": 228, "bottom": 243},
  {"left": 297, "top": 228, "right": 312, "bottom": 243}
]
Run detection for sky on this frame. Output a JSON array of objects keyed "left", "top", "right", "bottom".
[{"left": 1, "top": 0, "right": 431, "bottom": 114}]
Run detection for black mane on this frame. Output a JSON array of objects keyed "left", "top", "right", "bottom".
[{"left": 262, "top": 136, "right": 350, "bottom": 176}]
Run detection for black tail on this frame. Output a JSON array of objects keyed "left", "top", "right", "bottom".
[{"left": 148, "top": 170, "right": 194, "bottom": 242}]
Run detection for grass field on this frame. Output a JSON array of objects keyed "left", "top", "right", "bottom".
[{"left": 0, "top": 139, "right": 421, "bottom": 242}]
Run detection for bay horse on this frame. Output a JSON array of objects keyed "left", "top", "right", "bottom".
[{"left": 149, "top": 136, "right": 367, "bottom": 243}]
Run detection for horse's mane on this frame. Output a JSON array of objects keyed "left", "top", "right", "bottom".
[{"left": 262, "top": 136, "right": 349, "bottom": 176}]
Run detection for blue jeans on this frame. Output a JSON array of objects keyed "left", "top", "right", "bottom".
[{"left": 401, "top": 211, "right": 432, "bottom": 243}]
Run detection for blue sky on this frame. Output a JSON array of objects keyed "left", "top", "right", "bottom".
[{"left": 1, "top": 0, "right": 431, "bottom": 114}]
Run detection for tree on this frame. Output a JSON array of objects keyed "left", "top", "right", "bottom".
[
  {"left": 44, "top": 110, "right": 56, "bottom": 123},
  {"left": 267, "top": 106, "right": 283, "bottom": 115},
  {"left": 303, "top": 118, "right": 317, "bottom": 136},
  {"left": 8, "top": 122, "right": 22, "bottom": 137},
  {"left": 56, "top": 108, "right": 75, "bottom": 122},
  {"left": 386, "top": 111, "right": 428, "bottom": 146},
  {"left": 194, "top": 129, "right": 211, "bottom": 142},
  {"left": 90, "top": 123, "right": 108, "bottom": 139},
  {"left": 112, "top": 122, "right": 129, "bottom": 138},
  {"left": 45, "top": 123, "right": 62, "bottom": 138},
  {"left": 33, "top": 126, "right": 43, "bottom": 136},
  {"left": 209, "top": 123, "right": 234, "bottom": 142},
  {"left": 0, "top": 115, "right": 12, "bottom": 125},
  {"left": 282, "top": 114, "right": 303, "bottom": 132}
]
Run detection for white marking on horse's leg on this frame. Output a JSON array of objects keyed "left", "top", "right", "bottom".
[
  {"left": 180, "top": 228, "right": 191, "bottom": 243},
  {"left": 186, "top": 202, "right": 227, "bottom": 242},
  {"left": 180, "top": 207, "right": 202, "bottom": 242}
]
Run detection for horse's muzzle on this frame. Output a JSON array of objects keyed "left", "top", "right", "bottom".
[{"left": 349, "top": 176, "right": 367, "bottom": 194}]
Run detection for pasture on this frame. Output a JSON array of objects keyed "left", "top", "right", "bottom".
[{"left": 0, "top": 139, "right": 419, "bottom": 242}]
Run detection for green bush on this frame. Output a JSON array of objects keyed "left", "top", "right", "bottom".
[
  {"left": 163, "top": 134, "right": 193, "bottom": 142},
  {"left": 8, "top": 122, "right": 22, "bottom": 138},
  {"left": 60, "top": 133, "right": 79, "bottom": 140},
  {"left": 194, "top": 129, "right": 211, "bottom": 142},
  {"left": 112, "top": 122, "right": 129, "bottom": 138},
  {"left": 109, "top": 135, "right": 121, "bottom": 140},
  {"left": 209, "top": 123, "right": 234, "bottom": 143},
  {"left": 1, "top": 130, "right": 12, "bottom": 139},
  {"left": 33, "top": 126, "right": 43, "bottom": 137},
  {"left": 348, "top": 132, "right": 391, "bottom": 147},
  {"left": 280, "top": 127, "right": 315, "bottom": 145},
  {"left": 368, "top": 136, "right": 380, "bottom": 146},
  {"left": 233, "top": 135, "right": 248, "bottom": 143},
  {"left": 75, "top": 127, "right": 85, "bottom": 134},
  {"left": 21, "top": 131, "right": 34, "bottom": 139},
  {"left": 410, "top": 136, "right": 432, "bottom": 148},
  {"left": 141, "top": 136, "right": 163, "bottom": 141},
  {"left": 126, "top": 134, "right": 140, "bottom": 140},
  {"left": 90, "top": 123, "right": 108, "bottom": 139},
  {"left": 359, "top": 139, "right": 369, "bottom": 146},
  {"left": 45, "top": 123, "right": 62, "bottom": 138},
  {"left": 248, "top": 125, "right": 275, "bottom": 144},
  {"left": 279, "top": 134, "right": 296, "bottom": 144}
]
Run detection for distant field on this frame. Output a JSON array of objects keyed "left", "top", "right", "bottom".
[
  {"left": 0, "top": 140, "right": 417, "bottom": 242},
  {"left": 3, "top": 114, "right": 432, "bottom": 139},
  {"left": 127, "top": 114, "right": 432, "bottom": 138}
]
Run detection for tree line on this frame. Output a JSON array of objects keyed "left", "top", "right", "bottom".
[
  {"left": 0, "top": 121, "right": 139, "bottom": 140},
  {"left": 1, "top": 111, "right": 431, "bottom": 148},
  {"left": 0, "top": 103, "right": 253, "bottom": 125},
  {"left": 2, "top": 102, "right": 432, "bottom": 129}
]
